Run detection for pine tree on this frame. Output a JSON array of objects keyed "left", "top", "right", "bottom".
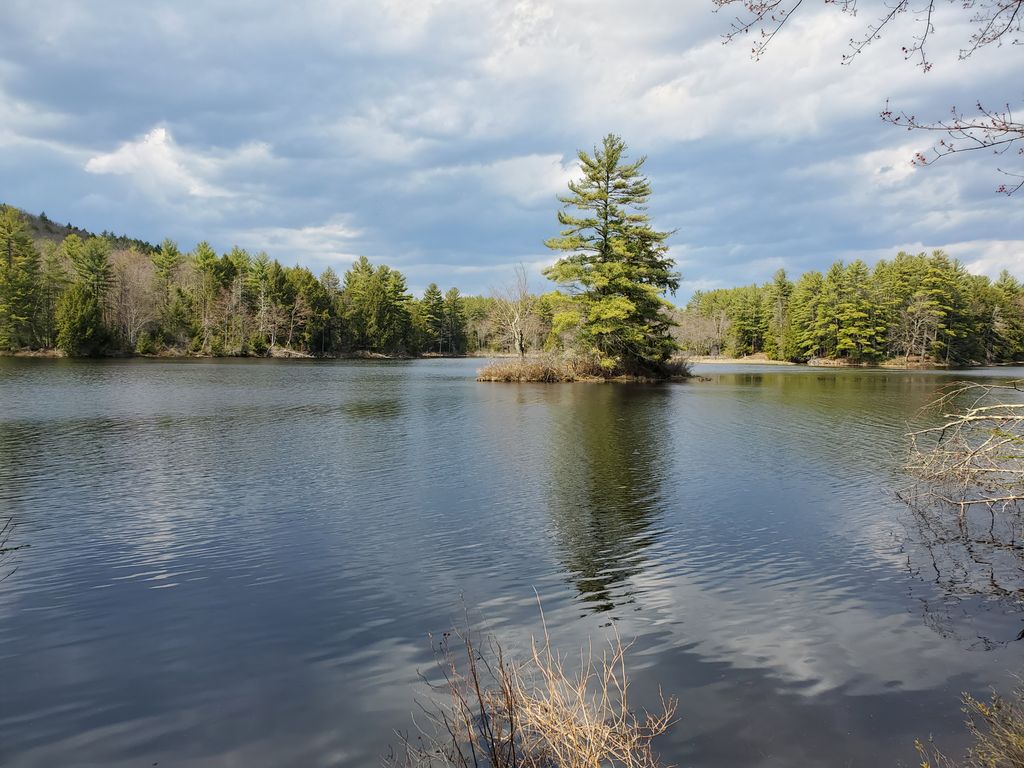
[
  {"left": 787, "top": 270, "right": 825, "bottom": 360},
  {"left": 544, "top": 134, "right": 680, "bottom": 376},
  {"left": 152, "top": 239, "right": 182, "bottom": 298},
  {"left": 443, "top": 287, "right": 466, "bottom": 354},
  {"left": 0, "top": 206, "right": 40, "bottom": 349},
  {"left": 69, "top": 236, "right": 114, "bottom": 300},
  {"left": 762, "top": 269, "right": 792, "bottom": 359},
  {"left": 55, "top": 283, "right": 104, "bottom": 356},
  {"left": 834, "top": 260, "right": 884, "bottom": 360},
  {"left": 421, "top": 283, "right": 445, "bottom": 353}
]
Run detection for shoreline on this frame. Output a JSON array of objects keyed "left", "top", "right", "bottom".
[
  {"left": 688, "top": 355, "right": 796, "bottom": 366},
  {"left": 4, "top": 348, "right": 1022, "bottom": 371}
]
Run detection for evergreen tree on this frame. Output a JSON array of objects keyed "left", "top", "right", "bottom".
[
  {"left": 544, "top": 134, "right": 679, "bottom": 375},
  {"left": 69, "top": 236, "right": 114, "bottom": 300},
  {"left": 36, "top": 242, "right": 69, "bottom": 349},
  {"left": 834, "top": 260, "right": 884, "bottom": 360},
  {"left": 728, "top": 285, "right": 765, "bottom": 356},
  {"left": 0, "top": 206, "right": 40, "bottom": 349},
  {"left": 762, "top": 269, "right": 793, "bottom": 360},
  {"left": 55, "top": 283, "right": 104, "bottom": 356},
  {"left": 443, "top": 287, "right": 466, "bottom": 354},
  {"left": 787, "top": 270, "right": 825, "bottom": 360},
  {"left": 152, "top": 239, "right": 182, "bottom": 299},
  {"left": 421, "top": 283, "right": 445, "bottom": 352}
]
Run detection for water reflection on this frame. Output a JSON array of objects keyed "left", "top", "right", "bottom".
[
  {"left": 898, "top": 491, "right": 1024, "bottom": 649},
  {"left": 546, "top": 386, "right": 671, "bottom": 613}
]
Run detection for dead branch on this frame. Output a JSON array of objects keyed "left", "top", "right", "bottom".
[{"left": 386, "top": 614, "right": 678, "bottom": 768}]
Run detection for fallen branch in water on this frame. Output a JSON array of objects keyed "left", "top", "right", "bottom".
[{"left": 906, "top": 380, "right": 1024, "bottom": 514}]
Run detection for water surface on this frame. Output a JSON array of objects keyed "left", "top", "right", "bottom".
[{"left": 1, "top": 358, "right": 1022, "bottom": 767}]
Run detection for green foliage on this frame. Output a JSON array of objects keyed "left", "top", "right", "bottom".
[
  {"left": 67, "top": 235, "right": 113, "bottom": 299},
  {"left": 342, "top": 256, "right": 412, "bottom": 353},
  {"left": 421, "top": 283, "right": 445, "bottom": 352},
  {"left": 677, "top": 250, "right": 1024, "bottom": 365},
  {"left": 0, "top": 206, "right": 41, "bottom": 349},
  {"left": 55, "top": 283, "right": 105, "bottom": 356},
  {"left": 544, "top": 134, "right": 680, "bottom": 376},
  {"left": 7, "top": 203, "right": 1024, "bottom": 367},
  {"left": 134, "top": 330, "right": 155, "bottom": 355},
  {"left": 443, "top": 287, "right": 466, "bottom": 354}
]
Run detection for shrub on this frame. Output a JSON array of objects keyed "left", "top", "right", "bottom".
[
  {"left": 917, "top": 685, "right": 1024, "bottom": 767},
  {"left": 134, "top": 331, "right": 155, "bottom": 355},
  {"left": 387, "top": 622, "right": 677, "bottom": 768},
  {"left": 248, "top": 334, "right": 268, "bottom": 356}
]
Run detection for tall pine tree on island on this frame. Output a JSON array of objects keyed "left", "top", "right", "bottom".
[{"left": 544, "top": 134, "right": 681, "bottom": 377}]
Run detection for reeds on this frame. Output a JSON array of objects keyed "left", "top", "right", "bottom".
[
  {"left": 917, "top": 685, "right": 1024, "bottom": 768},
  {"left": 387, "top": 621, "right": 677, "bottom": 768}
]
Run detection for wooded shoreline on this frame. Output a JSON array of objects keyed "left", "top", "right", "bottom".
[{"left": 6, "top": 348, "right": 1012, "bottom": 373}]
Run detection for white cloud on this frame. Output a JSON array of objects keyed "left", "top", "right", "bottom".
[
  {"left": 234, "top": 219, "right": 363, "bottom": 265},
  {"left": 948, "top": 239, "right": 1024, "bottom": 278},
  {"left": 85, "top": 126, "right": 273, "bottom": 200},
  {"left": 410, "top": 154, "right": 578, "bottom": 207}
]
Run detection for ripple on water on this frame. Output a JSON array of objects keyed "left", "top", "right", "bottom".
[{"left": 1, "top": 359, "right": 1022, "bottom": 767}]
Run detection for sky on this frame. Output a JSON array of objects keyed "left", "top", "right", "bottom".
[{"left": 1, "top": 0, "right": 1022, "bottom": 300}]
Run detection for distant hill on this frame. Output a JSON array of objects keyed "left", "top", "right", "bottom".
[{"left": 7, "top": 204, "right": 159, "bottom": 254}]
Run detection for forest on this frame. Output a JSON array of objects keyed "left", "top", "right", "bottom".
[
  {"left": 1, "top": 204, "right": 1022, "bottom": 366},
  {"left": 675, "top": 255, "right": 1024, "bottom": 365},
  {"left": 0, "top": 205, "right": 551, "bottom": 358}
]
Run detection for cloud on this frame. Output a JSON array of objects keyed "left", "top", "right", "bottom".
[
  {"left": 0, "top": 1, "right": 1022, "bottom": 296},
  {"left": 411, "top": 154, "right": 578, "bottom": 207},
  {"left": 85, "top": 126, "right": 273, "bottom": 200},
  {"left": 233, "top": 220, "right": 363, "bottom": 266},
  {"left": 948, "top": 239, "right": 1024, "bottom": 278}
]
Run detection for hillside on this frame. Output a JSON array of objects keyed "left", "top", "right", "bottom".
[{"left": 10, "top": 204, "right": 157, "bottom": 254}]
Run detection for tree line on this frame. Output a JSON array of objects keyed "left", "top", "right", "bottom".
[
  {"left": 0, "top": 205, "right": 563, "bottom": 358},
  {"left": 676, "top": 252, "right": 1024, "bottom": 365}
]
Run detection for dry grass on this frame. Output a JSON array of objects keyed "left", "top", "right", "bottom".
[
  {"left": 917, "top": 685, "right": 1024, "bottom": 768},
  {"left": 476, "top": 358, "right": 577, "bottom": 383},
  {"left": 476, "top": 355, "right": 690, "bottom": 383},
  {"left": 387, "top": 618, "right": 677, "bottom": 768}
]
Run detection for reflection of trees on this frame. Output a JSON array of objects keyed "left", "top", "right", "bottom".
[
  {"left": 1, "top": 515, "right": 17, "bottom": 582},
  {"left": 900, "top": 380, "right": 1024, "bottom": 648},
  {"left": 0, "top": 430, "right": 29, "bottom": 583},
  {"left": 900, "top": 493, "right": 1024, "bottom": 649},
  {"left": 547, "top": 386, "right": 670, "bottom": 613}
]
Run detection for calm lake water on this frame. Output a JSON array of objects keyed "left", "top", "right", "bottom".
[{"left": 1, "top": 357, "right": 1022, "bottom": 767}]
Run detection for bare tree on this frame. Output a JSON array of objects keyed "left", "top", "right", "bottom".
[
  {"left": 713, "top": 0, "right": 1024, "bottom": 193},
  {"left": 110, "top": 249, "right": 159, "bottom": 350},
  {"left": 672, "top": 307, "right": 731, "bottom": 356},
  {"left": 892, "top": 294, "right": 943, "bottom": 364},
  {"left": 490, "top": 264, "right": 539, "bottom": 358}
]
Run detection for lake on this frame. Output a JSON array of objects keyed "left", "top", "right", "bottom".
[{"left": 1, "top": 357, "right": 1022, "bottom": 767}]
